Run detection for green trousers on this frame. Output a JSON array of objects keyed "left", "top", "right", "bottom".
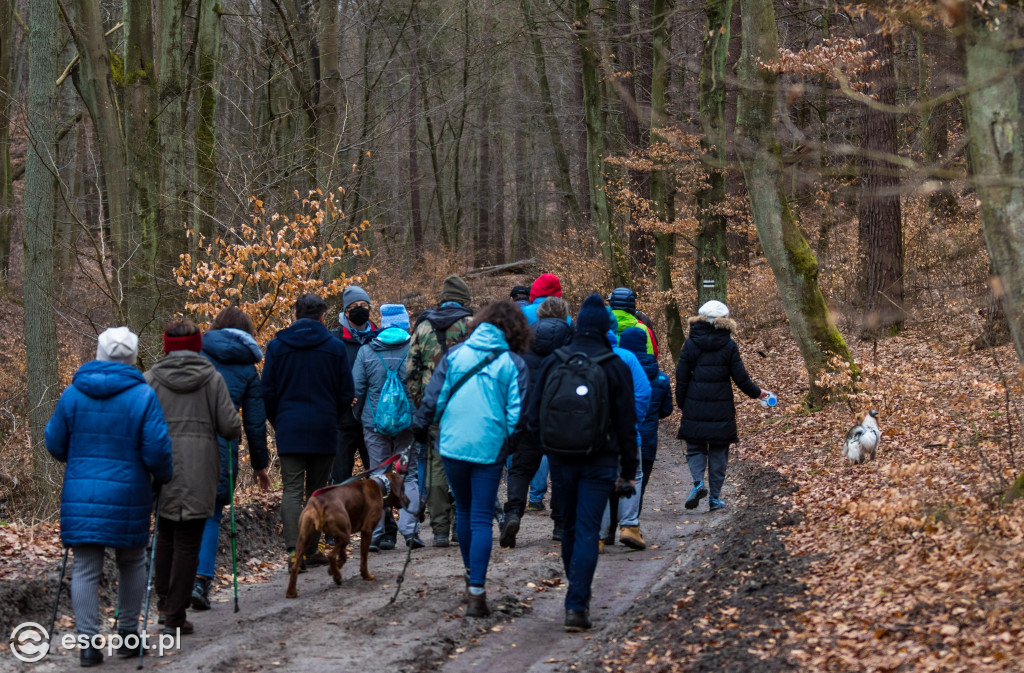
[{"left": 423, "top": 438, "right": 454, "bottom": 536}]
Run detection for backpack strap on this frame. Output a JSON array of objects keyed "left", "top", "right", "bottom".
[
  {"left": 446, "top": 350, "right": 507, "bottom": 403},
  {"left": 374, "top": 350, "right": 408, "bottom": 373}
]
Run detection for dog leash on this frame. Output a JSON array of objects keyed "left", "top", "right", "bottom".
[
  {"left": 310, "top": 453, "right": 404, "bottom": 498},
  {"left": 389, "top": 439, "right": 429, "bottom": 606}
]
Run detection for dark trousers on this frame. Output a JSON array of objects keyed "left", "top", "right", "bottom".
[
  {"left": 154, "top": 517, "right": 205, "bottom": 628},
  {"left": 639, "top": 458, "right": 655, "bottom": 513},
  {"left": 331, "top": 420, "right": 370, "bottom": 483},
  {"left": 686, "top": 442, "right": 730, "bottom": 499},
  {"left": 505, "top": 435, "right": 562, "bottom": 525},
  {"left": 549, "top": 461, "right": 617, "bottom": 612},
  {"left": 280, "top": 453, "right": 335, "bottom": 551}
]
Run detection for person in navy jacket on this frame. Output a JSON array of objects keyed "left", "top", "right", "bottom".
[{"left": 45, "top": 327, "right": 173, "bottom": 665}]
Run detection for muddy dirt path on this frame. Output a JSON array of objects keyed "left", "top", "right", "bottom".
[{"left": 10, "top": 441, "right": 741, "bottom": 673}]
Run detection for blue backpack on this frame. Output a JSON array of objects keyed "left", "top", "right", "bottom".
[{"left": 371, "top": 351, "right": 412, "bottom": 436}]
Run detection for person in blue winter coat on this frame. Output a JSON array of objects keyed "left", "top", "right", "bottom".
[
  {"left": 521, "top": 273, "right": 570, "bottom": 325},
  {"left": 618, "top": 327, "right": 674, "bottom": 513},
  {"left": 601, "top": 308, "right": 651, "bottom": 551},
  {"left": 411, "top": 300, "right": 530, "bottom": 619},
  {"left": 191, "top": 307, "right": 272, "bottom": 611},
  {"left": 45, "top": 327, "right": 173, "bottom": 665},
  {"left": 351, "top": 303, "right": 423, "bottom": 550}
]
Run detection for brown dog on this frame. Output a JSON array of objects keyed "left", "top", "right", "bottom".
[{"left": 285, "top": 469, "right": 410, "bottom": 598}]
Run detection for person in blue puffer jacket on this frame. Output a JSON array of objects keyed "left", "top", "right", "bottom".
[
  {"left": 601, "top": 307, "right": 651, "bottom": 552},
  {"left": 190, "top": 306, "right": 272, "bottom": 611},
  {"left": 45, "top": 327, "right": 173, "bottom": 665},
  {"left": 411, "top": 300, "right": 530, "bottom": 619},
  {"left": 618, "top": 327, "right": 674, "bottom": 513}
]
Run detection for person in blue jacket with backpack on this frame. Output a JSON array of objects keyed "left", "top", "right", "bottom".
[
  {"left": 618, "top": 327, "right": 674, "bottom": 512},
  {"left": 351, "top": 303, "right": 423, "bottom": 550},
  {"left": 45, "top": 327, "right": 174, "bottom": 666},
  {"left": 411, "top": 300, "right": 530, "bottom": 619}
]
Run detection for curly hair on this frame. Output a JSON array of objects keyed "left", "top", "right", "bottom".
[
  {"left": 211, "top": 306, "right": 256, "bottom": 335},
  {"left": 471, "top": 299, "right": 532, "bottom": 354},
  {"left": 537, "top": 297, "right": 569, "bottom": 320}
]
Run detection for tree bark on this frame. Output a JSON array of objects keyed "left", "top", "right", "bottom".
[
  {"left": 408, "top": 29, "right": 423, "bottom": 254},
  {"left": 736, "top": 0, "right": 857, "bottom": 408},
  {"left": 695, "top": 0, "right": 734, "bottom": 307},
  {"left": 475, "top": 81, "right": 492, "bottom": 267},
  {"left": 0, "top": 0, "right": 12, "bottom": 282},
  {"left": 650, "top": 0, "right": 684, "bottom": 358},
  {"left": 316, "top": 0, "right": 341, "bottom": 194},
  {"left": 963, "top": 5, "right": 1024, "bottom": 363},
  {"left": 25, "top": 0, "right": 61, "bottom": 514},
  {"left": 857, "top": 26, "right": 904, "bottom": 336},
  {"left": 194, "top": 0, "right": 221, "bottom": 244}
]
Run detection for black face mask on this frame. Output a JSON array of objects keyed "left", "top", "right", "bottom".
[{"left": 348, "top": 306, "right": 370, "bottom": 326}]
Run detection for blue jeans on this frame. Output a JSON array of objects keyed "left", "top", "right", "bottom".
[
  {"left": 442, "top": 457, "right": 503, "bottom": 587},
  {"left": 528, "top": 455, "right": 549, "bottom": 503},
  {"left": 549, "top": 461, "right": 617, "bottom": 612},
  {"left": 196, "top": 504, "right": 224, "bottom": 578}
]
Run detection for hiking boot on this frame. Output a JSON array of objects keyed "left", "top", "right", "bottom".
[
  {"left": 369, "top": 537, "right": 382, "bottom": 552},
  {"left": 379, "top": 534, "right": 397, "bottom": 551},
  {"left": 405, "top": 534, "right": 426, "bottom": 549},
  {"left": 465, "top": 590, "right": 490, "bottom": 617},
  {"left": 288, "top": 549, "right": 308, "bottom": 572},
  {"left": 552, "top": 524, "right": 563, "bottom": 542},
  {"left": 598, "top": 540, "right": 605, "bottom": 554},
  {"left": 564, "top": 609, "right": 592, "bottom": 632},
  {"left": 306, "top": 550, "right": 330, "bottom": 567},
  {"left": 685, "top": 482, "right": 708, "bottom": 510},
  {"left": 115, "top": 631, "right": 143, "bottom": 659},
  {"left": 161, "top": 621, "right": 194, "bottom": 636},
  {"left": 709, "top": 497, "right": 727, "bottom": 511},
  {"left": 80, "top": 644, "right": 104, "bottom": 667},
  {"left": 190, "top": 576, "right": 212, "bottom": 611},
  {"left": 527, "top": 500, "right": 546, "bottom": 512},
  {"left": 619, "top": 526, "right": 646, "bottom": 550},
  {"left": 499, "top": 511, "right": 520, "bottom": 549},
  {"left": 433, "top": 533, "right": 450, "bottom": 547}
]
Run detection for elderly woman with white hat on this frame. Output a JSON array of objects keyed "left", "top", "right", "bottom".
[{"left": 675, "top": 301, "right": 769, "bottom": 512}]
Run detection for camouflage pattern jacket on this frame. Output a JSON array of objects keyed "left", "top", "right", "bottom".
[{"left": 407, "top": 305, "right": 473, "bottom": 406}]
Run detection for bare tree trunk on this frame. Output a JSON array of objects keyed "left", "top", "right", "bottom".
[
  {"left": 316, "top": 0, "right": 341, "bottom": 193},
  {"left": 736, "top": 0, "right": 857, "bottom": 407},
  {"left": 25, "top": 0, "right": 61, "bottom": 514},
  {"left": 475, "top": 81, "right": 492, "bottom": 267},
  {"left": 195, "top": 0, "right": 221, "bottom": 244},
  {"left": 0, "top": 0, "right": 12, "bottom": 282},
  {"left": 492, "top": 121, "right": 506, "bottom": 265},
  {"left": 858, "top": 26, "right": 905, "bottom": 335},
  {"left": 695, "top": 0, "right": 734, "bottom": 307},
  {"left": 408, "top": 30, "right": 423, "bottom": 254}
]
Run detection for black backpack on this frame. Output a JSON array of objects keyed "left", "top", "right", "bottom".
[{"left": 539, "top": 348, "right": 617, "bottom": 457}]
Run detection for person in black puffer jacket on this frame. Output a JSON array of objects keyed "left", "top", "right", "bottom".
[
  {"left": 501, "top": 297, "right": 574, "bottom": 547},
  {"left": 675, "top": 300, "right": 767, "bottom": 512}
]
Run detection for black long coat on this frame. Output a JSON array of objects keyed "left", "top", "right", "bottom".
[{"left": 675, "top": 317, "right": 760, "bottom": 444}]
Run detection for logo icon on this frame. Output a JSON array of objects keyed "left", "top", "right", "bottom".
[{"left": 10, "top": 622, "right": 50, "bottom": 663}]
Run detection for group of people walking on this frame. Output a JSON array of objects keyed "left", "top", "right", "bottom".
[{"left": 45, "top": 271, "right": 768, "bottom": 665}]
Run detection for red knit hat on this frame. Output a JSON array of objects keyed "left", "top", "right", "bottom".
[
  {"left": 164, "top": 331, "right": 202, "bottom": 354},
  {"left": 530, "top": 273, "right": 562, "bottom": 302}
]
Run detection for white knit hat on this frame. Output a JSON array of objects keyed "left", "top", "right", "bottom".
[
  {"left": 96, "top": 326, "right": 139, "bottom": 365},
  {"left": 698, "top": 300, "right": 730, "bottom": 322}
]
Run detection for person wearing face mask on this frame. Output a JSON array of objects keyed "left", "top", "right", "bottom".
[{"left": 330, "top": 286, "right": 380, "bottom": 480}]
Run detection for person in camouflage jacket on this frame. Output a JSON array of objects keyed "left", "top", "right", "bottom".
[{"left": 408, "top": 275, "right": 473, "bottom": 546}]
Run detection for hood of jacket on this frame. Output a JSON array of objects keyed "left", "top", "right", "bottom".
[
  {"left": 637, "top": 353, "right": 660, "bottom": 380},
  {"left": 417, "top": 305, "right": 474, "bottom": 332},
  {"left": 147, "top": 351, "right": 219, "bottom": 393},
  {"left": 72, "top": 360, "right": 147, "bottom": 399},
  {"left": 465, "top": 321, "right": 510, "bottom": 352},
  {"left": 202, "top": 328, "right": 262, "bottom": 366},
  {"left": 686, "top": 315, "right": 737, "bottom": 352},
  {"left": 613, "top": 309, "right": 642, "bottom": 333},
  {"left": 275, "top": 318, "right": 333, "bottom": 350},
  {"left": 531, "top": 318, "right": 571, "bottom": 357},
  {"left": 371, "top": 327, "right": 411, "bottom": 349}
]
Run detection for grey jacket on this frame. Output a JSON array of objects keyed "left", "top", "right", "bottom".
[
  {"left": 351, "top": 334, "right": 411, "bottom": 430},
  {"left": 145, "top": 351, "right": 242, "bottom": 521}
]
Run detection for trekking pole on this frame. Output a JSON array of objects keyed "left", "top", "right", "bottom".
[
  {"left": 139, "top": 489, "right": 161, "bottom": 670},
  {"left": 47, "top": 546, "right": 70, "bottom": 646},
  {"left": 389, "top": 439, "right": 429, "bottom": 606},
  {"left": 228, "top": 440, "right": 240, "bottom": 613}
]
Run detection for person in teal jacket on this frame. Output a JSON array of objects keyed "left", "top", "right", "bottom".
[{"left": 411, "top": 300, "right": 530, "bottom": 618}]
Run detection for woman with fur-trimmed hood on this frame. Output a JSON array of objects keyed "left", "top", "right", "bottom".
[{"left": 675, "top": 300, "right": 768, "bottom": 512}]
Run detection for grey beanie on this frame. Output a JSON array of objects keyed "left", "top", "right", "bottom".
[
  {"left": 97, "top": 326, "right": 139, "bottom": 365},
  {"left": 342, "top": 285, "right": 372, "bottom": 311}
]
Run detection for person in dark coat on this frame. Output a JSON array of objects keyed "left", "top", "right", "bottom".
[
  {"left": 510, "top": 285, "right": 530, "bottom": 307},
  {"left": 45, "top": 327, "right": 173, "bottom": 665},
  {"left": 527, "top": 294, "right": 638, "bottom": 632},
  {"left": 330, "top": 285, "right": 379, "bottom": 483},
  {"left": 501, "top": 297, "right": 573, "bottom": 547},
  {"left": 262, "top": 294, "right": 355, "bottom": 565},
  {"left": 675, "top": 300, "right": 767, "bottom": 512},
  {"left": 618, "top": 327, "right": 673, "bottom": 513},
  {"left": 191, "top": 307, "right": 271, "bottom": 611}
]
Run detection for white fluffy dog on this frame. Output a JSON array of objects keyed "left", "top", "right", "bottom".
[{"left": 842, "top": 410, "right": 880, "bottom": 464}]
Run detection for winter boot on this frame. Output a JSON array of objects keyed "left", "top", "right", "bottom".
[
  {"left": 466, "top": 589, "right": 490, "bottom": 617},
  {"left": 499, "top": 511, "right": 520, "bottom": 549},
  {"left": 619, "top": 526, "right": 646, "bottom": 550},
  {"left": 190, "top": 576, "right": 212, "bottom": 611},
  {"left": 565, "top": 609, "right": 592, "bottom": 632}
]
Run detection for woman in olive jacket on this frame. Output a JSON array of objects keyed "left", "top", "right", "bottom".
[{"left": 145, "top": 319, "right": 241, "bottom": 634}]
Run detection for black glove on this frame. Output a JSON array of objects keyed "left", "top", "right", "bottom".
[
  {"left": 412, "top": 425, "right": 430, "bottom": 446},
  {"left": 152, "top": 480, "right": 164, "bottom": 500},
  {"left": 616, "top": 480, "right": 637, "bottom": 498}
]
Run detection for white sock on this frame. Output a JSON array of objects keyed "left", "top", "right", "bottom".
[{"left": 468, "top": 586, "right": 485, "bottom": 596}]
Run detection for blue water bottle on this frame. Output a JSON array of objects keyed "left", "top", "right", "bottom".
[{"left": 760, "top": 391, "right": 777, "bottom": 408}]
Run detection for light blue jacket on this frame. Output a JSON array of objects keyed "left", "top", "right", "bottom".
[
  {"left": 412, "top": 322, "right": 528, "bottom": 464},
  {"left": 610, "top": 329, "right": 651, "bottom": 445},
  {"left": 521, "top": 297, "right": 572, "bottom": 327}
]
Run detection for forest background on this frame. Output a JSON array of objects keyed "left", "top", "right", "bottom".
[{"left": 1, "top": 0, "right": 1024, "bottom": 669}]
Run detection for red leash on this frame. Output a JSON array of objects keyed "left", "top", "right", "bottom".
[{"left": 310, "top": 454, "right": 402, "bottom": 498}]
